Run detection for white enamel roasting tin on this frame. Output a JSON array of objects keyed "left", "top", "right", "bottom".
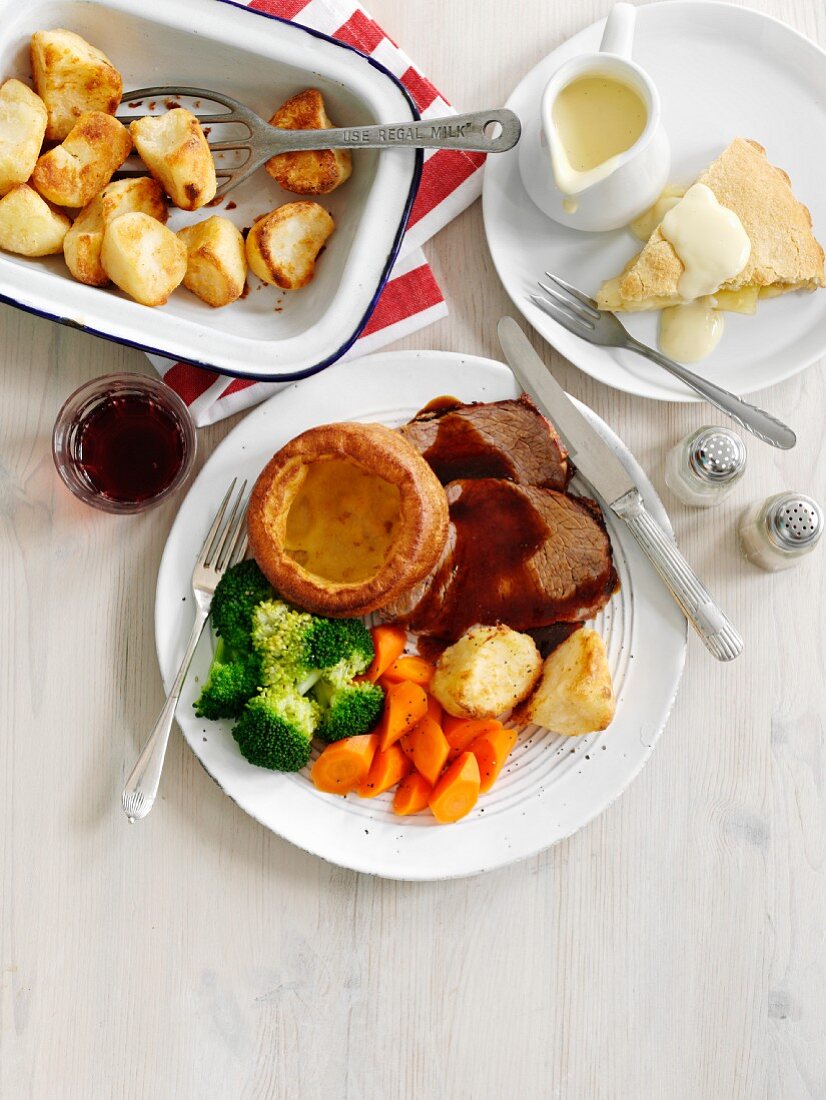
[{"left": 0, "top": 0, "right": 422, "bottom": 380}]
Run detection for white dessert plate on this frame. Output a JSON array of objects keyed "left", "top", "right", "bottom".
[
  {"left": 482, "top": 2, "right": 826, "bottom": 402},
  {"left": 0, "top": 0, "right": 420, "bottom": 380},
  {"left": 155, "top": 351, "right": 687, "bottom": 880}
]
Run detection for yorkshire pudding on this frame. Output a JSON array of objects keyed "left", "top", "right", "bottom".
[{"left": 247, "top": 422, "right": 449, "bottom": 616}]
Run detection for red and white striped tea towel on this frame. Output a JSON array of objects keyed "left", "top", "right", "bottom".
[{"left": 147, "top": 0, "right": 485, "bottom": 427}]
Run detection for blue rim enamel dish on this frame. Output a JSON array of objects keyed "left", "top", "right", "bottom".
[{"left": 0, "top": 0, "right": 422, "bottom": 381}]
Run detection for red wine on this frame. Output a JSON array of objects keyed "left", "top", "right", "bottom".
[{"left": 75, "top": 392, "right": 187, "bottom": 504}]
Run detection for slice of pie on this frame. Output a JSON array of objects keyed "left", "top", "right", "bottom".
[{"left": 598, "top": 138, "right": 826, "bottom": 313}]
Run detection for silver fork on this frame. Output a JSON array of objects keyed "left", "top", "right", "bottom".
[
  {"left": 121, "top": 479, "right": 248, "bottom": 822},
  {"left": 118, "top": 86, "right": 520, "bottom": 198},
  {"left": 531, "top": 273, "right": 796, "bottom": 450}
]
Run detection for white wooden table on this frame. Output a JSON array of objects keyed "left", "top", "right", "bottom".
[{"left": 3, "top": 1, "right": 825, "bottom": 1096}]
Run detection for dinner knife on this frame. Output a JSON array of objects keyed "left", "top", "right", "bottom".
[{"left": 497, "top": 317, "right": 743, "bottom": 661}]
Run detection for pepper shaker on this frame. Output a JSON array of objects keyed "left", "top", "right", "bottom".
[
  {"left": 664, "top": 426, "right": 747, "bottom": 507},
  {"left": 739, "top": 492, "right": 823, "bottom": 571}
]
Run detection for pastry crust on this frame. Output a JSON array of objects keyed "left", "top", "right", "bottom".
[
  {"left": 601, "top": 138, "right": 826, "bottom": 308},
  {"left": 248, "top": 422, "right": 450, "bottom": 617}
]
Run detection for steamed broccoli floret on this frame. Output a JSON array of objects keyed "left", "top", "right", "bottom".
[
  {"left": 308, "top": 622, "right": 380, "bottom": 741},
  {"left": 251, "top": 602, "right": 375, "bottom": 688},
  {"left": 312, "top": 677, "right": 385, "bottom": 743},
  {"left": 232, "top": 687, "right": 320, "bottom": 771},
  {"left": 210, "top": 559, "right": 274, "bottom": 652},
  {"left": 251, "top": 600, "right": 316, "bottom": 661},
  {"left": 252, "top": 599, "right": 319, "bottom": 686},
  {"left": 193, "top": 560, "right": 271, "bottom": 719},
  {"left": 198, "top": 573, "right": 382, "bottom": 768},
  {"left": 194, "top": 638, "right": 261, "bottom": 719},
  {"left": 307, "top": 618, "right": 374, "bottom": 674}
]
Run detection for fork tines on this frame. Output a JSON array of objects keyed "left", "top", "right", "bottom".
[
  {"left": 200, "top": 478, "right": 249, "bottom": 575},
  {"left": 116, "top": 86, "right": 256, "bottom": 193},
  {"left": 116, "top": 85, "right": 243, "bottom": 125},
  {"left": 531, "top": 271, "right": 601, "bottom": 332}
]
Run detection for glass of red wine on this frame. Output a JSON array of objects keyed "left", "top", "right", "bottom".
[{"left": 52, "top": 373, "right": 197, "bottom": 514}]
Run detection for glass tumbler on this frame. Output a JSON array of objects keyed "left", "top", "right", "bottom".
[{"left": 52, "top": 372, "right": 196, "bottom": 514}]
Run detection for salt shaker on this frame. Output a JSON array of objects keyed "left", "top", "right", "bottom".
[
  {"left": 739, "top": 492, "right": 823, "bottom": 571},
  {"left": 664, "top": 426, "right": 747, "bottom": 507}
]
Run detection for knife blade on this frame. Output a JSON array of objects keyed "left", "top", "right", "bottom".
[
  {"left": 498, "top": 316, "right": 634, "bottom": 507},
  {"left": 497, "top": 317, "right": 743, "bottom": 661}
]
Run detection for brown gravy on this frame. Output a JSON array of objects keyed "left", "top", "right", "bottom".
[
  {"left": 528, "top": 622, "right": 582, "bottom": 658},
  {"left": 406, "top": 480, "right": 550, "bottom": 639},
  {"left": 422, "top": 412, "right": 518, "bottom": 484},
  {"left": 412, "top": 395, "right": 519, "bottom": 483},
  {"left": 402, "top": 479, "right": 618, "bottom": 641},
  {"left": 416, "top": 395, "right": 464, "bottom": 418}
]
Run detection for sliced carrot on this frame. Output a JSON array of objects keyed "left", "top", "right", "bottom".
[
  {"left": 381, "top": 655, "right": 436, "bottom": 688},
  {"left": 428, "top": 752, "right": 481, "bottom": 823},
  {"left": 426, "top": 694, "right": 442, "bottom": 727},
  {"left": 311, "top": 734, "right": 378, "bottom": 796},
  {"left": 442, "top": 712, "right": 472, "bottom": 735},
  {"left": 399, "top": 730, "right": 417, "bottom": 763},
  {"left": 363, "top": 625, "right": 407, "bottom": 683},
  {"left": 393, "top": 772, "right": 433, "bottom": 816},
  {"left": 358, "top": 743, "right": 412, "bottom": 798},
  {"left": 470, "top": 725, "right": 519, "bottom": 793},
  {"left": 445, "top": 718, "right": 504, "bottom": 761},
  {"left": 408, "top": 716, "right": 450, "bottom": 786},
  {"left": 375, "top": 681, "right": 429, "bottom": 753}
]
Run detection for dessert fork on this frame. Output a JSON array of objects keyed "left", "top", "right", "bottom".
[
  {"left": 121, "top": 478, "right": 248, "bottom": 822},
  {"left": 118, "top": 86, "right": 521, "bottom": 198},
  {"left": 531, "top": 273, "right": 796, "bottom": 450}
]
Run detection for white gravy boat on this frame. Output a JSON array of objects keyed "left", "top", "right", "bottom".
[{"left": 519, "top": 3, "right": 670, "bottom": 232}]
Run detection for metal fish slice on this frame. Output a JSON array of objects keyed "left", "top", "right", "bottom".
[{"left": 118, "top": 86, "right": 521, "bottom": 198}]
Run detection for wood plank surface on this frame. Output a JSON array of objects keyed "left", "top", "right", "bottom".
[{"left": 2, "top": 1, "right": 825, "bottom": 1097}]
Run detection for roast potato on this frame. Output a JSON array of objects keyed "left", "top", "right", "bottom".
[
  {"left": 100, "top": 211, "right": 187, "bottom": 306},
  {"left": 431, "top": 624, "right": 542, "bottom": 720},
  {"left": 30, "top": 29, "right": 122, "bottom": 142},
  {"left": 245, "top": 201, "right": 334, "bottom": 289},
  {"left": 514, "top": 628, "right": 615, "bottom": 736},
  {"left": 0, "top": 80, "right": 48, "bottom": 196},
  {"left": 177, "top": 215, "right": 247, "bottom": 307},
  {"left": 0, "top": 184, "right": 71, "bottom": 256},
  {"left": 64, "top": 177, "right": 168, "bottom": 286},
  {"left": 266, "top": 88, "right": 352, "bottom": 195},
  {"left": 130, "top": 108, "right": 216, "bottom": 211},
  {"left": 31, "top": 111, "right": 132, "bottom": 208}
]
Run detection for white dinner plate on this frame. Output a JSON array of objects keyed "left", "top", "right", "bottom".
[
  {"left": 482, "top": 2, "right": 826, "bottom": 401},
  {"left": 155, "top": 351, "right": 687, "bottom": 879}
]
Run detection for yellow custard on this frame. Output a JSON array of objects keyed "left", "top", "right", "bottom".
[
  {"left": 660, "top": 183, "right": 751, "bottom": 300},
  {"left": 551, "top": 75, "right": 647, "bottom": 195},
  {"left": 659, "top": 299, "right": 724, "bottom": 363},
  {"left": 630, "top": 184, "right": 685, "bottom": 241}
]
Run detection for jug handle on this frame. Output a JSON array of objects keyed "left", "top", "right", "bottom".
[{"left": 599, "top": 3, "right": 636, "bottom": 57}]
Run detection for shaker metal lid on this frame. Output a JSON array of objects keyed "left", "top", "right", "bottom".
[
  {"left": 688, "top": 428, "right": 747, "bottom": 483},
  {"left": 766, "top": 492, "right": 823, "bottom": 550}
]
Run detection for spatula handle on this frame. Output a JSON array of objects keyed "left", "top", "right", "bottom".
[{"left": 263, "top": 109, "right": 522, "bottom": 155}]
